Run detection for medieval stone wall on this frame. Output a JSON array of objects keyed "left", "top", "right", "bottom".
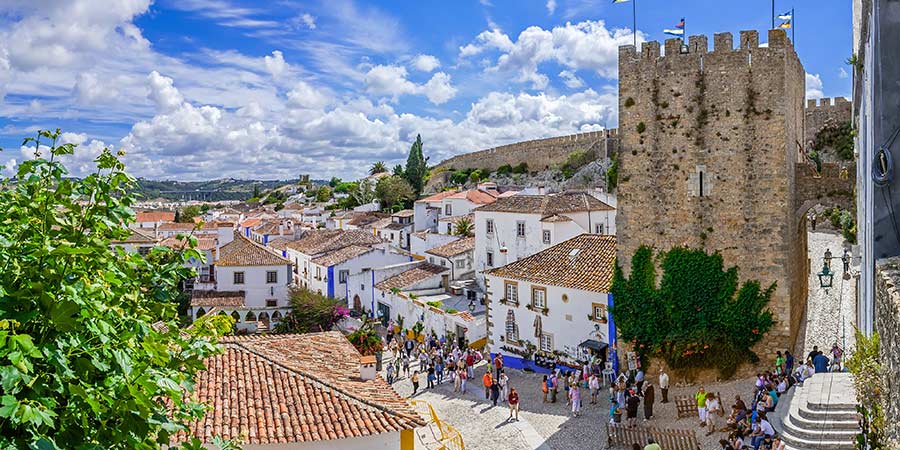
[
  {"left": 805, "top": 97, "right": 853, "bottom": 160},
  {"left": 616, "top": 29, "right": 806, "bottom": 355},
  {"left": 426, "top": 130, "right": 619, "bottom": 191},
  {"left": 874, "top": 257, "right": 900, "bottom": 443},
  {"left": 794, "top": 162, "right": 857, "bottom": 216}
]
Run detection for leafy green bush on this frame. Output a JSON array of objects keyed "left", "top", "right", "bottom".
[
  {"left": 512, "top": 162, "right": 528, "bottom": 174},
  {"left": 637, "top": 122, "right": 646, "bottom": 134},
  {"left": 840, "top": 210, "right": 857, "bottom": 244},
  {"left": 469, "top": 169, "right": 484, "bottom": 183},
  {"left": 497, "top": 164, "right": 513, "bottom": 175},
  {"left": 0, "top": 129, "right": 228, "bottom": 449},
  {"left": 814, "top": 121, "right": 855, "bottom": 161},
  {"left": 845, "top": 330, "right": 887, "bottom": 450},
  {"left": 610, "top": 246, "right": 775, "bottom": 378},
  {"left": 426, "top": 301, "right": 442, "bottom": 308},
  {"left": 606, "top": 158, "right": 619, "bottom": 191}
]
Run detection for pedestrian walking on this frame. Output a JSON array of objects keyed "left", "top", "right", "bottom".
[
  {"left": 659, "top": 368, "right": 670, "bottom": 403},
  {"left": 435, "top": 358, "right": 444, "bottom": 384},
  {"left": 508, "top": 388, "right": 520, "bottom": 421},
  {"left": 706, "top": 392, "right": 721, "bottom": 436},
  {"left": 459, "top": 368, "right": 468, "bottom": 394},
  {"left": 490, "top": 381, "right": 500, "bottom": 406},
  {"left": 549, "top": 371, "right": 559, "bottom": 403},
  {"left": 411, "top": 371, "right": 420, "bottom": 396},
  {"left": 635, "top": 369, "right": 645, "bottom": 391},
  {"left": 482, "top": 370, "right": 493, "bottom": 400},
  {"left": 427, "top": 365, "right": 436, "bottom": 389},
  {"left": 386, "top": 362, "right": 395, "bottom": 384},
  {"left": 589, "top": 373, "right": 600, "bottom": 404},
  {"left": 784, "top": 350, "right": 795, "bottom": 375},
  {"left": 830, "top": 343, "right": 844, "bottom": 371},
  {"left": 696, "top": 387, "right": 708, "bottom": 428},
  {"left": 625, "top": 390, "right": 640, "bottom": 428},
  {"left": 541, "top": 375, "right": 549, "bottom": 403},
  {"left": 570, "top": 384, "right": 582, "bottom": 417},
  {"left": 643, "top": 382, "right": 655, "bottom": 420},
  {"left": 499, "top": 371, "right": 509, "bottom": 403},
  {"left": 402, "top": 354, "right": 410, "bottom": 378}
]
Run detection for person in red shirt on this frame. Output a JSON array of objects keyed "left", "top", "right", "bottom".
[
  {"left": 508, "top": 387, "right": 520, "bottom": 421},
  {"left": 482, "top": 371, "right": 493, "bottom": 400}
]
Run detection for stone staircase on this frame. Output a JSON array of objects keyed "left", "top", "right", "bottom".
[{"left": 776, "top": 373, "right": 860, "bottom": 450}]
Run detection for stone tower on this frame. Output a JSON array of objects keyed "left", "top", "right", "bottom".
[{"left": 616, "top": 29, "right": 807, "bottom": 352}]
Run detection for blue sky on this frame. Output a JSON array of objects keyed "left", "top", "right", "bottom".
[{"left": 0, "top": 0, "right": 852, "bottom": 180}]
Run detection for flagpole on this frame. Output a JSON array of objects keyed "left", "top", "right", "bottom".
[
  {"left": 792, "top": 7, "right": 795, "bottom": 45},
  {"left": 633, "top": 0, "right": 637, "bottom": 48},
  {"left": 771, "top": 0, "right": 775, "bottom": 29}
]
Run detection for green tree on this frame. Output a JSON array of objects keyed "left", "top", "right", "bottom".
[
  {"left": 375, "top": 176, "right": 415, "bottom": 212},
  {"left": 0, "top": 129, "right": 228, "bottom": 449},
  {"left": 275, "top": 288, "right": 348, "bottom": 333},
  {"left": 252, "top": 183, "right": 260, "bottom": 198},
  {"left": 178, "top": 205, "right": 201, "bottom": 223},
  {"left": 315, "top": 186, "right": 333, "bottom": 202},
  {"left": 350, "top": 178, "right": 376, "bottom": 206},
  {"left": 610, "top": 246, "right": 775, "bottom": 378},
  {"left": 328, "top": 177, "right": 341, "bottom": 187},
  {"left": 606, "top": 158, "right": 619, "bottom": 191},
  {"left": 404, "top": 134, "right": 428, "bottom": 195},
  {"left": 453, "top": 216, "right": 474, "bottom": 237},
  {"left": 392, "top": 164, "right": 405, "bottom": 177},
  {"left": 370, "top": 161, "right": 388, "bottom": 175}
]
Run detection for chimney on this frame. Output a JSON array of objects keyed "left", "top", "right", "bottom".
[
  {"left": 217, "top": 224, "right": 235, "bottom": 247},
  {"left": 359, "top": 355, "right": 377, "bottom": 381}
]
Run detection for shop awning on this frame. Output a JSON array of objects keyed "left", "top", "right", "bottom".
[{"left": 578, "top": 339, "right": 608, "bottom": 352}]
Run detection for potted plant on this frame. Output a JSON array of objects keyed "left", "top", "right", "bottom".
[
  {"left": 347, "top": 318, "right": 384, "bottom": 370},
  {"left": 394, "top": 314, "right": 404, "bottom": 333}
]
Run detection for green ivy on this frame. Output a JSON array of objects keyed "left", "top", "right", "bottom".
[
  {"left": 813, "top": 121, "right": 855, "bottom": 161},
  {"left": 610, "top": 246, "right": 775, "bottom": 378}
]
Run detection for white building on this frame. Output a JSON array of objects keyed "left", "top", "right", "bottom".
[
  {"left": 111, "top": 228, "right": 158, "bottom": 255},
  {"left": 413, "top": 185, "right": 503, "bottom": 233},
  {"left": 349, "top": 261, "right": 486, "bottom": 346},
  {"left": 188, "top": 234, "right": 293, "bottom": 332},
  {"left": 179, "top": 332, "right": 422, "bottom": 450},
  {"left": 410, "top": 230, "right": 460, "bottom": 259},
  {"left": 485, "top": 234, "right": 617, "bottom": 373},
  {"left": 134, "top": 210, "right": 175, "bottom": 229},
  {"left": 474, "top": 191, "right": 616, "bottom": 290},
  {"left": 378, "top": 209, "right": 414, "bottom": 250},
  {"left": 425, "top": 237, "right": 475, "bottom": 281}
]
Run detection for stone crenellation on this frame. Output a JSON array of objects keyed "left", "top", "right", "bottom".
[
  {"left": 429, "top": 129, "right": 618, "bottom": 177},
  {"left": 804, "top": 96, "right": 853, "bottom": 161},
  {"left": 616, "top": 29, "right": 809, "bottom": 360}
]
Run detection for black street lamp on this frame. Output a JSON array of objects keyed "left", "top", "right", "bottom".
[
  {"left": 468, "top": 299, "right": 476, "bottom": 312},
  {"left": 818, "top": 249, "right": 835, "bottom": 288}
]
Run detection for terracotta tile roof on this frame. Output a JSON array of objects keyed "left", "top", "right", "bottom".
[
  {"left": 475, "top": 191, "right": 614, "bottom": 214},
  {"left": 217, "top": 235, "right": 290, "bottom": 266},
  {"left": 114, "top": 228, "right": 158, "bottom": 244},
  {"left": 455, "top": 311, "right": 476, "bottom": 322},
  {"left": 347, "top": 212, "right": 389, "bottom": 227},
  {"left": 375, "top": 263, "right": 448, "bottom": 291},
  {"left": 266, "top": 236, "right": 295, "bottom": 251},
  {"left": 498, "top": 190, "right": 520, "bottom": 198},
  {"left": 175, "top": 332, "right": 423, "bottom": 445},
  {"left": 156, "top": 221, "right": 221, "bottom": 232},
  {"left": 285, "top": 230, "right": 382, "bottom": 256},
  {"left": 135, "top": 210, "right": 175, "bottom": 223},
  {"left": 159, "top": 236, "right": 217, "bottom": 251},
  {"left": 190, "top": 290, "right": 245, "bottom": 307},
  {"left": 540, "top": 214, "right": 574, "bottom": 223},
  {"left": 447, "top": 189, "right": 499, "bottom": 205},
  {"left": 426, "top": 237, "right": 475, "bottom": 258},
  {"left": 239, "top": 218, "right": 262, "bottom": 228},
  {"left": 416, "top": 190, "right": 458, "bottom": 203},
  {"left": 391, "top": 209, "right": 414, "bottom": 218},
  {"left": 254, "top": 221, "right": 291, "bottom": 235},
  {"left": 368, "top": 217, "right": 393, "bottom": 229},
  {"left": 311, "top": 245, "right": 376, "bottom": 267},
  {"left": 486, "top": 234, "right": 616, "bottom": 293},
  {"left": 385, "top": 222, "right": 410, "bottom": 230}
]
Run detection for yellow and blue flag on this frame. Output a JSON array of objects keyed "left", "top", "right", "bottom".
[
  {"left": 612, "top": 0, "right": 630, "bottom": 3},
  {"left": 779, "top": 20, "right": 792, "bottom": 29}
]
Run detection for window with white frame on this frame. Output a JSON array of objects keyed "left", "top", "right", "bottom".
[
  {"left": 266, "top": 271, "right": 278, "bottom": 283},
  {"left": 315, "top": 266, "right": 321, "bottom": 280},
  {"left": 445, "top": 204, "right": 452, "bottom": 216},
  {"left": 595, "top": 223, "right": 605, "bottom": 234},
  {"left": 233, "top": 271, "right": 245, "bottom": 284},
  {"left": 542, "top": 230, "right": 551, "bottom": 244},
  {"left": 516, "top": 221, "right": 526, "bottom": 238},
  {"left": 592, "top": 303, "right": 608, "bottom": 321},
  {"left": 456, "top": 259, "right": 465, "bottom": 269},
  {"left": 532, "top": 287, "right": 546, "bottom": 309},
  {"left": 486, "top": 219, "right": 494, "bottom": 234},
  {"left": 505, "top": 281, "right": 518, "bottom": 304},
  {"left": 540, "top": 333, "right": 554, "bottom": 352},
  {"left": 486, "top": 251, "right": 494, "bottom": 267},
  {"left": 339, "top": 270, "right": 349, "bottom": 283}
]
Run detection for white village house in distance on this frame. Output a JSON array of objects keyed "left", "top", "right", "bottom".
[
  {"left": 187, "top": 234, "right": 293, "bottom": 333},
  {"left": 173, "top": 332, "right": 423, "bottom": 450},
  {"left": 474, "top": 191, "right": 616, "bottom": 290},
  {"left": 485, "top": 234, "right": 617, "bottom": 373}
]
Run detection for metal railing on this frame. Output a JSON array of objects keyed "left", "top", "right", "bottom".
[{"left": 408, "top": 399, "right": 465, "bottom": 450}]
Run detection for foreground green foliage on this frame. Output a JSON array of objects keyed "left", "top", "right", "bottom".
[
  {"left": 610, "top": 246, "right": 775, "bottom": 378},
  {"left": 346, "top": 318, "right": 383, "bottom": 356},
  {"left": 0, "top": 130, "right": 228, "bottom": 449},
  {"left": 845, "top": 330, "right": 890, "bottom": 450},
  {"left": 375, "top": 175, "right": 415, "bottom": 212},
  {"left": 813, "top": 121, "right": 855, "bottom": 161}
]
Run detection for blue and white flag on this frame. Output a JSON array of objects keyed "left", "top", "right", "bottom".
[
  {"left": 777, "top": 11, "right": 793, "bottom": 20},
  {"left": 664, "top": 17, "right": 685, "bottom": 36}
]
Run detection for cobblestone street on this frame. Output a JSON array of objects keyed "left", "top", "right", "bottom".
[
  {"left": 801, "top": 230, "right": 857, "bottom": 357},
  {"left": 384, "top": 358, "right": 611, "bottom": 450}
]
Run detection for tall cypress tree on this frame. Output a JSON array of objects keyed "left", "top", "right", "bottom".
[{"left": 404, "top": 134, "right": 427, "bottom": 195}]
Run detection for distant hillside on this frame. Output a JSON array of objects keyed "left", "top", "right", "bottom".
[{"left": 133, "top": 178, "right": 313, "bottom": 201}]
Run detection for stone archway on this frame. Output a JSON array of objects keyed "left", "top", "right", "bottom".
[{"left": 259, "top": 311, "right": 270, "bottom": 328}]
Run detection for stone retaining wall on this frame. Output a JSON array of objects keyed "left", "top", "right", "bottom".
[{"left": 874, "top": 257, "right": 900, "bottom": 443}]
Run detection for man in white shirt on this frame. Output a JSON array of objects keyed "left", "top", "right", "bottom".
[
  {"left": 659, "top": 368, "right": 670, "bottom": 403},
  {"left": 751, "top": 417, "right": 776, "bottom": 450}
]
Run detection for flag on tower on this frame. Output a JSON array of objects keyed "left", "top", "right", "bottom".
[
  {"left": 777, "top": 11, "right": 793, "bottom": 20},
  {"left": 664, "top": 18, "right": 685, "bottom": 36},
  {"left": 612, "top": 0, "right": 630, "bottom": 3},
  {"left": 779, "top": 20, "right": 792, "bottom": 29}
]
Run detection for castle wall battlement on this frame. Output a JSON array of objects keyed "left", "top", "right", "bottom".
[{"left": 619, "top": 29, "right": 792, "bottom": 63}]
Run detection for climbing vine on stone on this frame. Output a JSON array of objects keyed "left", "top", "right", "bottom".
[{"left": 610, "top": 246, "right": 775, "bottom": 379}]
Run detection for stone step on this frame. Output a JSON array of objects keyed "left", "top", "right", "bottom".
[
  {"left": 778, "top": 428, "right": 857, "bottom": 450},
  {"left": 784, "top": 408, "right": 859, "bottom": 431},
  {"left": 781, "top": 413, "right": 859, "bottom": 441},
  {"left": 797, "top": 401, "right": 858, "bottom": 422}
]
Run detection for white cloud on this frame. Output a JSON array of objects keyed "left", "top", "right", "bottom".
[
  {"left": 411, "top": 54, "right": 441, "bottom": 72},
  {"left": 559, "top": 70, "right": 584, "bottom": 88},
  {"left": 3, "top": 159, "right": 16, "bottom": 177},
  {"left": 298, "top": 13, "right": 317, "bottom": 29},
  {"left": 806, "top": 73, "right": 824, "bottom": 99},
  {"left": 546, "top": 0, "right": 557, "bottom": 14},
  {"left": 287, "top": 80, "right": 331, "bottom": 110},
  {"left": 147, "top": 71, "right": 185, "bottom": 113},
  {"left": 459, "top": 20, "right": 643, "bottom": 85},
  {"left": 838, "top": 67, "right": 849, "bottom": 79},
  {"left": 264, "top": 50, "right": 287, "bottom": 78},
  {"left": 364, "top": 65, "right": 457, "bottom": 104}
]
